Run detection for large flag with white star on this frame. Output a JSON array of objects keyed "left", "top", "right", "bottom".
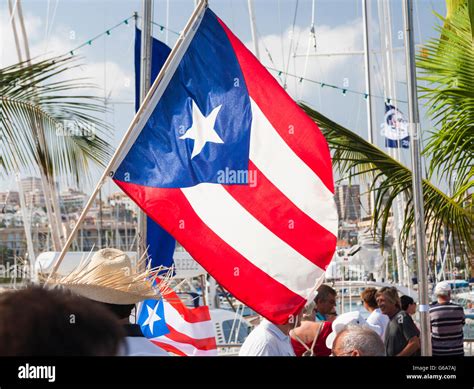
[{"left": 113, "top": 6, "right": 337, "bottom": 324}]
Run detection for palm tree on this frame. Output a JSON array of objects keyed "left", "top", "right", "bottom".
[
  {"left": 1, "top": 55, "right": 112, "bottom": 250},
  {"left": 299, "top": 1, "right": 474, "bottom": 276}
]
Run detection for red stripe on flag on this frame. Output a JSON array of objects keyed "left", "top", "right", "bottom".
[
  {"left": 217, "top": 17, "right": 334, "bottom": 194},
  {"left": 223, "top": 161, "right": 336, "bottom": 271},
  {"left": 151, "top": 340, "right": 187, "bottom": 356},
  {"left": 165, "top": 324, "right": 217, "bottom": 351},
  {"left": 163, "top": 289, "right": 212, "bottom": 324},
  {"left": 114, "top": 179, "right": 306, "bottom": 324}
]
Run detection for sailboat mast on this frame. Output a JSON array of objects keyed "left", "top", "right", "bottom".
[
  {"left": 247, "top": 0, "right": 260, "bottom": 60},
  {"left": 402, "top": 0, "right": 431, "bottom": 356},
  {"left": 362, "top": 0, "right": 376, "bottom": 220},
  {"left": 138, "top": 0, "right": 153, "bottom": 258}
]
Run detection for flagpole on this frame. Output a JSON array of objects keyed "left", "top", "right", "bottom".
[
  {"left": 138, "top": 0, "right": 154, "bottom": 261},
  {"left": 46, "top": 0, "right": 209, "bottom": 281},
  {"left": 402, "top": 0, "right": 431, "bottom": 356}
]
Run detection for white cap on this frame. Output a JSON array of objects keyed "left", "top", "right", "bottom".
[
  {"left": 325, "top": 311, "right": 379, "bottom": 350},
  {"left": 434, "top": 281, "right": 451, "bottom": 296}
]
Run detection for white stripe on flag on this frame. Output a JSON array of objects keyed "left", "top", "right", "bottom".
[
  {"left": 248, "top": 98, "right": 338, "bottom": 236},
  {"left": 163, "top": 301, "right": 216, "bottom": 339},
  {"left": 181, "top": 184, "right": 325, "bottom": 297},
  {"left": 154, "top": 337, "right": 218, "bottom": 356}
]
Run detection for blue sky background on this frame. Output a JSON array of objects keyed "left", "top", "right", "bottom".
[{"left": 0, "top": 0, "right": 446, "bottom": 199}]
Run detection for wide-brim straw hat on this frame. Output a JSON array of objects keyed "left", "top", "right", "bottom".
[{"left": 48, "top": 248, "right": 170, "bottom": 305}]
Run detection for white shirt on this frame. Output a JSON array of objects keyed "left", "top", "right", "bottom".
[
  {"left": 239, "top": 319, "right": 295, "bottom": 356},
  {"left": 366, "top": 308, "right": 390, "bottom": 341}
]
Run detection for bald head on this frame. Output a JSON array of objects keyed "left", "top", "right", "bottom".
[{"left": 332, "top": 325, "right": 386, "bottom": 356}]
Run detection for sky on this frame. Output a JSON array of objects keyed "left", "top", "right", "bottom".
[{"left": 0, "top": 0, "right": 447, "bottom": 198}]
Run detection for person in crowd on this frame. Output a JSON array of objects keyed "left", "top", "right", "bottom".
[
  {"left": 376, "top": 287, "right": 420, "bottom": 356},
  {"left": 314, "top": 284, "right": 337, "bottom": 321},
  {"left": 361, "top": 287, "right": 390, "bottom": 340},
  {"left": 400, "top": 295, "right": 417, "bottom": 317},
  {"left": 239, "top": 309, "right": 304, "bottom": 356},
  {"left": 331, "top": 325, "right": 386, "bottom": 356},
  {"left": 0, "top": 286, "right": 124, "bottom": 356},
  {"left": 289, "top": 301, "right": 333, "bottom": 356},
  {"left": 53, "top": 248, "right": 169, "bottom": 356},
  {"left": 429, "top": 281, "right": 465, "bottom": 356}
]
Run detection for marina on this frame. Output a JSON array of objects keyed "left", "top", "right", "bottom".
[{"left": 0, "top": 0, "right": 472, "bottom": 380}]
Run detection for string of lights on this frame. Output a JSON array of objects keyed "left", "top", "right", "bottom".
[
  {"left": 66, "top": 16, "right": 404, "bottom": 105},
  {"left": 266, "top": 67, "right": 407, "bottom": 104},
  {"left": 68, "top": 14, "right": 180, "bottom": 56}
]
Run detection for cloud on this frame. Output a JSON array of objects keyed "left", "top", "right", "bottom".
[
  {"left": 0, "top": 11, "right": 133, "bottom": 101},
  {"left": 246, "top": 19, "right": 370, "bottom": 131}
]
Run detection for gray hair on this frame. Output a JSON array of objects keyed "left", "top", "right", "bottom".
[{"left": 334, "top": 325, "right": 386, "bottom": 356}]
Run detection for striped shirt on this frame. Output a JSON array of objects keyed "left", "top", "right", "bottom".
[{"left": 429, "top": 302, "right": 465, "bottom": 356}]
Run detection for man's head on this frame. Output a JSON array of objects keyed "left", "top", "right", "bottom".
[
  {"left": 314, "top": 284, "right": 337, "bottom": 316},
  {"left": 400, "top": 295, "right": 416, "bottom": 315},
  {"left": 376, "top": 287, "right": 400, "bottom": 317},
  {"left": 332, "top": 325, "right": 386, "bottom": 356},
  {"left": 360, "top": 287, "right": 378, "bottom": 312},
  {"left": 0, "top": 286, "right": 125, "bottom": 356},
  {"left": 434, "top": 281, "right": 451, "bottom": 302}
]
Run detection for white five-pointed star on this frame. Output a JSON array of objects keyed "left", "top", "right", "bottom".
[
  {"left": 142, "top": 303, "right": 161, "bottom": 335},
  {"left": 179, "top": 101, "right": 224, "bottom": 159}
]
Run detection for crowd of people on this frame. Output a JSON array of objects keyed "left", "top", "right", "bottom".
[
  {"left": 240, "top": 282, "right": 467, "bottom": 357},
  {"left": 0, "top": 249, "right": 467, "bottom": 357}
]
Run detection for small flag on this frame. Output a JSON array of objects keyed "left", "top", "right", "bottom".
[
  {"left": 381, "top": 103, "right": 410, "bottom": 148},
  {"left": 137, "top": 299, "right": 170, "bottom": 338},
  {"left": 138, "top": 289, "right": 218, "bottom": 356}
]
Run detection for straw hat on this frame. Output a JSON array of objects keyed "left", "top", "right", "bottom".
[{"left": 49, "top": 248, "right": 169, "bottom": 305}]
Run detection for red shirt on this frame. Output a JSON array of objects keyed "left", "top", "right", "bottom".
[{"left": 290, "top": 321, "right": 333, "bottom": 356}]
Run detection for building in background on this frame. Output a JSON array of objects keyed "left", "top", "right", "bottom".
[{"left": 335, "top": 184, "right": 361, "bottom": 223}]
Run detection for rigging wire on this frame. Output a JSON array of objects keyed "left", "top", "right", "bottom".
[
  {"left": 43, "top": 0, "right": 60, "bottom": 55},
  {"left": 298, "top": 0, "right": 316, "bottom": 100},
  {"left": 277, "top": 0, "right": 285, "bottom": 74},
  {"left": 283, "top": 0, "right": 299, "bottom": 89}
]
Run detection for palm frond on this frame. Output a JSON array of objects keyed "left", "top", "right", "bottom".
[
  {"left": 301, "top": 103, "right": 473, "bottom": 258},
  {"left": 0, "top": 55, "right": 112, "bottom": 187},
  {"left": 417, "top": 5, "right": 474, "bottom": 195}
]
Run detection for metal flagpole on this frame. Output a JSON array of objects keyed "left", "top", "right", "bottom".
[
  {"left": 47, "top": 0, "right": 209, "bottom": 281},
  {"left": 402, "top": 0, "right": 431, "bottom": 356},
  {"left": 362, "top": 0, "right": 375, "bottom": 217},
  {"left": 138, "top": 0, "right": 153, "bottom": 259}
]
